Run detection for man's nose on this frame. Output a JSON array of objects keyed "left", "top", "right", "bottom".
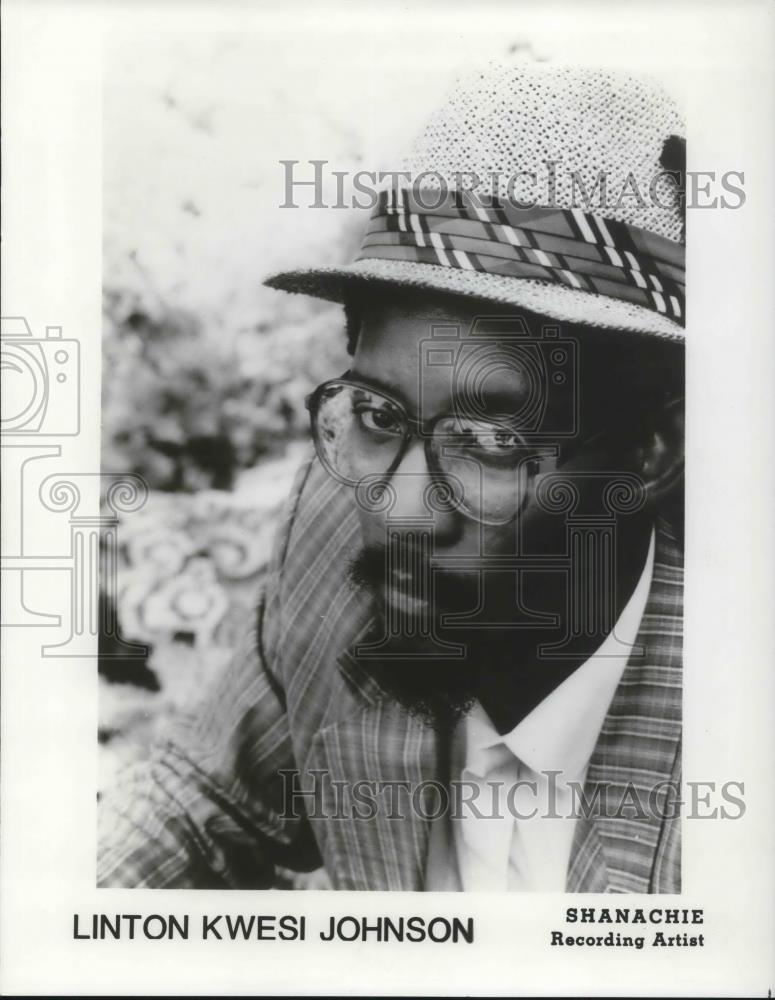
[{"left": 384, "top": 439, "right": 459, "bottom": 539}]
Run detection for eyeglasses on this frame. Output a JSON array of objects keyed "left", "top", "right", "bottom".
[{"left": 306, "top": 374, "right": 555, "bottom": 524}]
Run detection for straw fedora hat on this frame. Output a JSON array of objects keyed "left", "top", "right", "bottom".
[{"left": 265, "top": 63, "right": 685, "bottom": 341}]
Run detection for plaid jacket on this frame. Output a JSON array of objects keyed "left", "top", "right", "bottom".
[{"left": 98, "top": 451, "right": 683, "bottom": 892}]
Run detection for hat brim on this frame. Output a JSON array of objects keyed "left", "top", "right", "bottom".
[{"left": 264, "top": 258, "right": 684, "bottom": 341}]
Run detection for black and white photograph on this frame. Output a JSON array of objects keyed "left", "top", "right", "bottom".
[
  {"left": 1, "top": 1, "right": 773, "bottom": 995},
  {"left": 98, "top": 34, "right": 687, "bottom": 897}
]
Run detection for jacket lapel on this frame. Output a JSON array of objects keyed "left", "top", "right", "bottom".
[
  {"left": 303, "top": 625, "right": 440, "bottom": 891},
  {"left": 567, "top": 519, "right": 683, "bottom": 893}
]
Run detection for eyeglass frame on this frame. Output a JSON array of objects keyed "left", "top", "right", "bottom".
[{"left": 304, "top": 371, "right": 561, "bottom": 522}]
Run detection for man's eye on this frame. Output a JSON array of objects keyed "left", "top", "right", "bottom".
[
  {"left": 444, "top": 423, "right": 529, "bottom": 470},
  {"left": 356, "top": 407, "right": 403, "bottom": 435},
  {"left": 458, "top": 424, "right": 522, "bottom": 455}
]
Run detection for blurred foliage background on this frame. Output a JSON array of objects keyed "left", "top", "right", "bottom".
[{"left": 102, "top": 286, "right": 347, "bottom": 493}]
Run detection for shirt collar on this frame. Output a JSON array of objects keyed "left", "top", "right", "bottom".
[{"left": 464, "top": 526, "right": 656, "bottom": 784}]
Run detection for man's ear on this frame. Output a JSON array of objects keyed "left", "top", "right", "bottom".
[{"left": 635, "top": 396, "right": 685, "bottom": 504}]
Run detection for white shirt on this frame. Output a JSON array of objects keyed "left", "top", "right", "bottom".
[{"left": 425, "top": 528, "right": 655, "bottom": 891}]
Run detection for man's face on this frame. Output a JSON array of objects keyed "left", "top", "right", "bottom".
[
  {"left": 334, "top": 289, "right": 660, "bottom": 724},
  {"left": 349, "top": 292, "right": 614, "bottom": 598}
]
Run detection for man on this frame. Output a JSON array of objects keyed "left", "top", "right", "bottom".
[{"left": 99, "top": 63, "right": 685, "bottom": 892}]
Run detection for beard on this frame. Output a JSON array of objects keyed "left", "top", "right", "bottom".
[{"left": 347, "top": 542, "right": 523, "bottom": 729}]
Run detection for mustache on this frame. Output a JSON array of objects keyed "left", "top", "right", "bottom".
[{"left": 347, "top": 543, "right": 481, "bottom": 611}]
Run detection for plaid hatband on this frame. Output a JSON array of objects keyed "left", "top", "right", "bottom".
[{"left": 356, "top": 188, "right": 685, "bottom": 322}]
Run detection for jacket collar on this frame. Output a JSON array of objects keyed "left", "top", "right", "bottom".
[{"left": 567, "top": 517, "right": 683, "bottom": 893}]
